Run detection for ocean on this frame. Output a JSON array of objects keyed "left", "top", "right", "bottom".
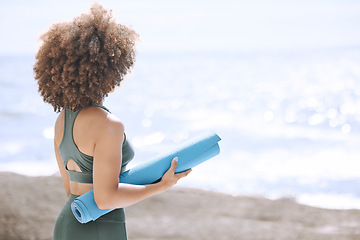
[{"left": 1, "top": 48, "right": 360, "bottom": 209}]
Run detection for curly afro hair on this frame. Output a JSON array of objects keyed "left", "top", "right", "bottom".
[{"left": 33, "top": 3, "right": 139, "bottom": 112}]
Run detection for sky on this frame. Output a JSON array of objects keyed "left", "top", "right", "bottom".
[{"left": 0, "top": 0, "right": 360, "bottom": 55}]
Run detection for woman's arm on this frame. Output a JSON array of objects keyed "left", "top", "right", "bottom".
[
  {"left": 54, "top": 140, "right": 71, "bottom": 198},
  {"left": 54, "top": 112, "right": 71, "bottom": 197},
  {"left": 92, "top": 118, "right": 191, "bottom": 210},
  {"left": 53, "top": 112, "right": 71, "bottom": 197}
]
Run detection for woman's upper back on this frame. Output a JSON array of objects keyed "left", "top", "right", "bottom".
[{"left": 54, "top": 105, "right": 134, "bottom": 184}]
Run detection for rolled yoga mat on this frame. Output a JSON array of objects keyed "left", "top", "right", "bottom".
[{"left": 71, "top": 131, "right": 221, "bottom": 223}]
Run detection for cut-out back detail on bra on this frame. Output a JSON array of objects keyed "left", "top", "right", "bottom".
[{"left": 58, "top": 104, "right": 134, "bottom": 184}]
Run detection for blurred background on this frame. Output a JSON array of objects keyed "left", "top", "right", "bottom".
[{"left": 1, "top": 0, "right": 360, "bottom": 209}]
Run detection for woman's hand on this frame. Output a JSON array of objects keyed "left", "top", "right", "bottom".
[{"left": 160, "top": 157, "right": 192, "bottom": 190}]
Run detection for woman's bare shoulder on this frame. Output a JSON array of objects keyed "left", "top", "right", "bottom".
[
  {"left": 80, "top": 106, "right": 124, "bottom": 137},
  {"left": 54, "top": 111, "right": 65, "bottom": 146}
]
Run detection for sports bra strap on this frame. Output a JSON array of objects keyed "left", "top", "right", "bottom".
[{"left": 91, "top": 103, "right": 111, "bottom": 113}]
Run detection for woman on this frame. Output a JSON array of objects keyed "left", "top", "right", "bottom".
[{"left": 33, "top": 3, "right": 191, "bottom": 240}]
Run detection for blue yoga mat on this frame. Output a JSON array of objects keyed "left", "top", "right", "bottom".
[{"left": 71, "top": 131, "right": 221, "bottom": 223}]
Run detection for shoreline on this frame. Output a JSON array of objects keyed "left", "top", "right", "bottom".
[{"left": 1, "top": 171, "right": 360, "bottom": 240}]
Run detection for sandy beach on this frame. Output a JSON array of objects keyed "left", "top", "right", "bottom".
[{"left": 1, "top": 171, "right": 360, "bottom": 240}]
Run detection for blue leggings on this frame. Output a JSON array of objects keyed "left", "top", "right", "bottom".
[{"left": 53, "top": 194, "right": 127, "bottom": 240}]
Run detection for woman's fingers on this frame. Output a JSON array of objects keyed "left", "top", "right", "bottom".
[
  {"left": 162, "top": 157, "right": 178, "bottom": 180},
  {"left": 170, "top": 157, "right": 178, "bottom": 173},
  {"left": 161, "top": 157, "right": 191, "bottom": 189},
  {"left": 170, "top": 157, "right": 192, "bottom": 179},
  {"left": 175, "top": 169, "right": 192, "bottom": 179}
]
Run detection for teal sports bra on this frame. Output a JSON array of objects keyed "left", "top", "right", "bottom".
[{"left": 58, "top": 104, "right": 134, "bottom": 184}]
